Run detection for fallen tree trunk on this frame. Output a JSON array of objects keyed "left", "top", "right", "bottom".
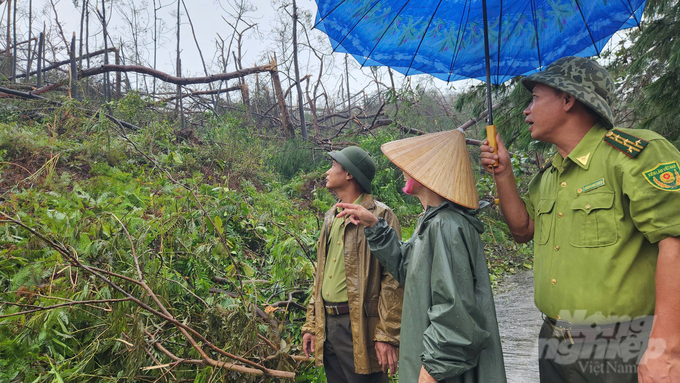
[
  {"left": 31, "top": 81, "right": 66, "bottom": 95},
  {"left": 159, "top": 85, "right": 243, "bottom": 103},
  {"left": 0, "top": 86, "right": 44, "bottom": 99},
  {"left": 80, "top": 63, "right": 274, "bottom": 86},
  {"left": 14, "top": 47, "right": 118, "bottom": 79}
]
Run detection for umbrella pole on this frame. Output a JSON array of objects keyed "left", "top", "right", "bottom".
[
  {"left": 482, "top": 2, "right": 501, "bottom": 207},
  {"left": 482, "top": 0, "right": 499, "bottom": 169},
  {"left": 481, "top": 0, "right": 494, "bottom": 126}
]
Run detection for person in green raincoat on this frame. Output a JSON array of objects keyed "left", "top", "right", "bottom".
[{"left": 337, "top": 129, "right": 507, "bottom": 383}]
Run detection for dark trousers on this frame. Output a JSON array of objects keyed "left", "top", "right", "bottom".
[
  {"left": 323, "top": 313, "right": 387, "bottom": 383},
  {"left": 538, "top": 316, "right": 653, "bottom": 383}
]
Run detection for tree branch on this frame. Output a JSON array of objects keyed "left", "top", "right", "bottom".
[{"left": 0, "top": 298, "right": 132, "bottom": 319}]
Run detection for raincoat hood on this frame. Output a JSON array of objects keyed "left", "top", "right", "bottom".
[{"left": 420, "top": 201, "right": 484, "bottom": 235}]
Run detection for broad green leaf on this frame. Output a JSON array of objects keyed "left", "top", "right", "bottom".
[
  {"left": 213, "top": 216, "right": 223, "bottom": 234},
  {"left": 242, "top": 263, "right": 255, "bottom": 278}
]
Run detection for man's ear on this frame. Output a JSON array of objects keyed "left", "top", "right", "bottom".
[
  {"left": 563, "top": 93, "right": 577, "bottom": 112},
  {"left": 345, "top": 172, "right": 354, "bottom": 181}
]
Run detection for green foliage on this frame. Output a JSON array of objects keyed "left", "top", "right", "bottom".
[
  {"left": 453, "top": 79, "right": 551, "bottom": 154},
  {"left": 386, "top": 84, "right": 461, "bottom": 134},
  {"left": 606, "top": 0, "right": 680, "bottom": 145},
  {"left": 0, "top": 103, "right": 19, "bottom": 124},
  {"left": 112, "top": 91, "right": 161, "bottom": 127},
  {"left": 268, "top": 139, "right": 320, "bottom": 180},
  {"left": 356, "top": 130, "right": 422, "bottom": 230},
  {"left": 0, "top": 102, "right": 321, "bottom": 381},
  {"left": 0, "top": 79, "right": 537, "bottom": 382},
  {"left": 200, "top": 113, "right": 268, "bottom": 181}
]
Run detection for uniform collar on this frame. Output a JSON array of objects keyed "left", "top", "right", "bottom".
[
  {"left": 334, "top": 193, "right": 369, "bottom": 225},
  {"left": 565, "top": 123, "right": 608, "bottom": 171},
  {"left": 335, "top": 193, "right": 366, "bottom": 212}
]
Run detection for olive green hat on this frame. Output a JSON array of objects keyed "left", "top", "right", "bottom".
[
  {"left": 328, "top": 146, "right": 376, "bottom": 193},
  {"left": 522, "top": 56, "right": 615, "bottom": 128}
]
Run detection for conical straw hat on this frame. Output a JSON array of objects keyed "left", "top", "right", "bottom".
[{"left": 381, "top": 129, "right": 479, "bottom": 209}]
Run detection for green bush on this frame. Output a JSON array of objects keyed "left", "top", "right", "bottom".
[{"left": 268, "top": 138, "right": 321, "bottom": 180}]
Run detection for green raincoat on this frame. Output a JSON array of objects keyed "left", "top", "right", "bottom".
[{"left": 364, "top": 201, "right": 506, "bottom": 383}]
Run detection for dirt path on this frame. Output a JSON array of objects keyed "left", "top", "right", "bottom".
[{"left": 494, "top": 270, "right": 543, "bottom": 383}]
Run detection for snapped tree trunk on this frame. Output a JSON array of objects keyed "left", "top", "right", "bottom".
[
  {"left": 101, "top": 0, "right": 110, "bottom": 102},
  {"left": 70, "top": 33, "right": 79, "bottom": 99},
  {"left": 305, "top": 74, "right": 319, "bottom": 138},
  {"left": 269, "top": 57, "right": 294, "bottom": 138},
  {"left": 152, "top": 0, "right": 158, "bottom": 95},
  {"left": 115, "top": 48, "right": 121, "bottom": 98},
  {"left": 11, "top": 0, "right": 16, "bottom": 81},
  {"left": 36, "top": 32, "right": 43, "bottom": 87},
  {"left": 78, "top": 0, "right": 87, "bottom": 65},
  {"left": 292, "top": 0, "right": 307, "bottom": 139},
  {"left": 176, "top": 0, "right": 185, "bottom": 129},
  {"left": 5, "top": 0, "right": 10, "bottom": 62},
  {"left": 232, "top": 51, "right": 250, "bottom": 117},
  {"left": 26, "top": 0, "right": 33, "bottom": 83}
]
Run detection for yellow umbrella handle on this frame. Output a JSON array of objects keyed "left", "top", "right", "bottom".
[
  {"left": 485, "top": 125, "right": 499, "bottom": 168},
  {"left": 484, "top": 125, "right": 501, "bottom": 206}
]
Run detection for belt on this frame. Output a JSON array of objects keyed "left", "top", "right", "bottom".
[
  {"left": 324, "top": 301, "right": 350, "bottom": 316},
  {"left": 543, "top": 315, "right": 653, "bottom": 344}
]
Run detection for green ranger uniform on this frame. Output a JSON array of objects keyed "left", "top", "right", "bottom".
[
  {"left": 524, "top": 123, "right": 680, "bottom": 325},
  {"left": 518, "top": 55, "right": 680, "bottom": 383},
  {"left": 321, "top": 194, "right": 364, "bottom": 302}
]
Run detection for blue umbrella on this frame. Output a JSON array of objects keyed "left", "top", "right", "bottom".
[{"left": 314, "top": 0, "right": 646, "bottom": 125}]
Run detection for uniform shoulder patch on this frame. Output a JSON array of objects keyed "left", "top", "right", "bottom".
[
  {"left": 539, "top": 153, "right": 556, "bottom": 173},
  {"left": 643, "top": 162, "right": 680, "bottom": 191},
  {"left": 604, "top": 129, "right": 649, "bottom": 158}
]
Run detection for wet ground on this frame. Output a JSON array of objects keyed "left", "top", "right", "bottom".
[{"left": 494, "top": 270, "right": 543, "bottom": 383}]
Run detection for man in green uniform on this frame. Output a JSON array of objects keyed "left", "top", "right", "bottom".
[
  {"left": 480, "top": 56, "right": 680, "bottom": 382},
  {"left": 301, "top": 146, "right": 404, "bottom": 383}
]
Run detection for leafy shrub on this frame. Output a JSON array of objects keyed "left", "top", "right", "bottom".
[{"left": 268, "top": 138, "right": 320, "bottom": 180}]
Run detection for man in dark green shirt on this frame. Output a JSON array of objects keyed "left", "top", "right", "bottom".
[{"left": 481, "top": 56, "right": 680, "bottom": 382}]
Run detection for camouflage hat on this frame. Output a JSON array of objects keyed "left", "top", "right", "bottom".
[
  {"left": 328, "top": 146, "right": 376, "bottom": 193},
  {"left": 522, "top": 56, "right": 615, "bottom": 128}
]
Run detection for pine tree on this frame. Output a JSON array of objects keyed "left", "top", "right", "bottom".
[{"left": 609, "top": 0, "right": 680, "bottom": 146}]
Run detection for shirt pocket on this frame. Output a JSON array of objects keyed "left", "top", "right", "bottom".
[
  {"left": 569, "top": 191, "right": 618, "bottom": 247},
  {"left": 535, "top": 198, "right": 556, "bottom": 245}
]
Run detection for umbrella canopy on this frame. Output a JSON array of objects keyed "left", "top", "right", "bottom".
[{"left": 314, "top": 0, "right": 646, "bottom": 84}]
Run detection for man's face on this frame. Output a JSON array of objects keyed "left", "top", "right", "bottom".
[
  {"left": 326, "top": 160, "right": 351, "bottom": 190},
  {"left": 524, "top": 83, "right": 566, "bottom": 142}
]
